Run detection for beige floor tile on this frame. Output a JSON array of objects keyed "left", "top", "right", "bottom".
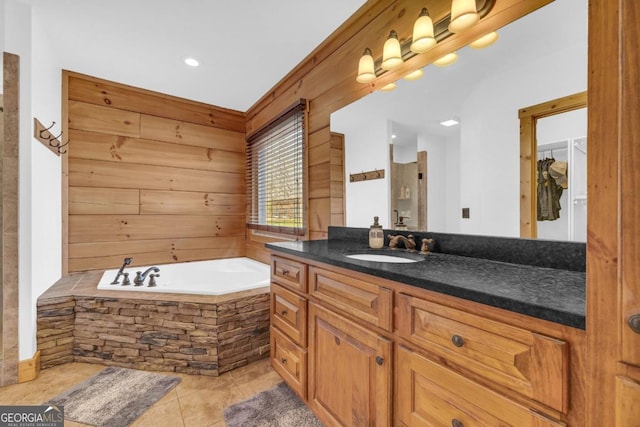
[
  {"left": 178, "top": 384, "right": 248, "bottom": 426},
  {"left": 0, "top": 359, "right": 286, "bottom": 427},
  {"left": 132, "top": 390, "right": 184, "bottom": 427},
  {"left": 173, "top": 371, "right": 236, "bottom": 401}
]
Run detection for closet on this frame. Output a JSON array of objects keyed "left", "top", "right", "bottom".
[{"left": 536, "top": 108, "right": 587, "bottom": 242}]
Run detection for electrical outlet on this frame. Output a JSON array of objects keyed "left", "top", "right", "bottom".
[{"left": 462, "top": 208, "right": 470, "bottom": 219}]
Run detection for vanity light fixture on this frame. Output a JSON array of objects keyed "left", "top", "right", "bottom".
[
  {"left": 381, "top": 30, "right": 403, "bottom": 70},
  {"left": 354, "top": 1, "right": 496, "bottom": 83},
  {"left": 449, "top": 0, "right": 480, "bottom": 33},
  {"left": 184, "top": 57, "right": 199, "bottom": 67},
  {"left": 410, "top": 8, "right": 436, "bottom": 54},
  {"left": 440, "top": 118, "right": 459, "bottom": 127},
  {"left": 433, "top": 51, "right": 458, "bottom": 66},
  {"left": 403, "top": 69, "right": 424, "bottom": 81},
  {"left": 380, "top": 82, "right": 397, "bottom": 92},
  {"left": 356, "top": 48, "right": 376, "bottom": 83},
  {"left": 469, "top": 31, "right": 499, "bottom": 49}
]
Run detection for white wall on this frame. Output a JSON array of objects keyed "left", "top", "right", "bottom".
[
  {"left": 459, "top": 42, "right": 587, "bottom": 237},
  {"left": 343, "top": 120, "right": 391, "bottom": 228},
  {"left": 4, "top": 0, "right": 62, "bottom": 359}
]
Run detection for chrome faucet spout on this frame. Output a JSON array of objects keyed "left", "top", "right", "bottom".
[{"left": 134, "top": 267, "right": 160, "bottom": 286}]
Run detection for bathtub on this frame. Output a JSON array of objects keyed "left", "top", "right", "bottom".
[{"left": 97, "top": 257, "right": 270, "bottom": 295}]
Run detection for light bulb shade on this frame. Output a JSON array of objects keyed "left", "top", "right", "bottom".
[
  {"left": 356, "top": 48, "right": 376, "bottom": 83},
  {"left": 411, "top": 9, "right": 436, "bottom": 54},
  {"left": 449, "top": 0, "right": 480, "bottom": 33},
  {"left": 381, "top": 30, "right": 403, "bottom": 70},
  {"left": 379, "top": 82, "right": 397, "bottom": 92},
  {"left": 433, "top": 52, "right": 458, "bottom": 66},
  {"left": 403, "top": 69, "right": 424, "bottom": 81},
  {"left": 470, "top": 31, "right": 499, "bottom": 49}
]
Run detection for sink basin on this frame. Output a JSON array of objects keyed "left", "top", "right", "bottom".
[{"left": 345, "top": 253, "right": 421, "bottom": 263}]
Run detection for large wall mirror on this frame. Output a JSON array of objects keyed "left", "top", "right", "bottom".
[{"left": 331, "top": 0, "right": 587, "bottom": 241}]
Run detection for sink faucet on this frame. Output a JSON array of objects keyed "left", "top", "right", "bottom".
[
  {"left": 134, "top": 267, "right": 160, "bottom": 286},
  {"left": 111, "top": 257, "right": 133, "bottom": 284},
  {"left": 388, "top": 234, "right": 416, "bottom": 251}
]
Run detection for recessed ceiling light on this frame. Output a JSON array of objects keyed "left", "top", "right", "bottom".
[
  {"left": 440, "top": 119, "right": 459, "bottom": 127},
  {"left": 184, "top": 58, "right": 199, "bottom": 67}
]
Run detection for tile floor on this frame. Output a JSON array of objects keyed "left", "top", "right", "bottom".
[{"left": 0, "top": 358, "right": 282, "bottom": 426}]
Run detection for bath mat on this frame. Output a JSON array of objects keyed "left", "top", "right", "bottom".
[
  {"left": 224, "top": 382, "right": 324, "bottom": 427},
  {"left": 46, "top": 366, "right": 180, "bottom": 427}
]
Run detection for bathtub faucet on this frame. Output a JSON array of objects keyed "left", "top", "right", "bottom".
[
  {"left": 134, "top": 267, "right": 160, "bottom": 286},
  {"left": 111, "top": 257, "right": 133, "bottom": 285}
]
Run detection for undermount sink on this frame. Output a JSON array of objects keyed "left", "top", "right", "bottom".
[{"left": 345, "top": 253, "right": 421, "bottom": 263}]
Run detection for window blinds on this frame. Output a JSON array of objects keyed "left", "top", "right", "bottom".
[{"left": 246, "top": 102, "right": 306, "bottom": 236}]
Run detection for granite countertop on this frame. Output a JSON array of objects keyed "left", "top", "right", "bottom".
[{"left": 266, "top": 239, "right": 586, "bottom": 330}]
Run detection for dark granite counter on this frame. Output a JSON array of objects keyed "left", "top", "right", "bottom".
[{"left": 266, "top": 228, "right": 586, "bottom": 330}]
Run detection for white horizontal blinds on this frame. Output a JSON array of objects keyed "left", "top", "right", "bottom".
[{"left": 247, "top": 102, "right": 306, "bottom": 236}]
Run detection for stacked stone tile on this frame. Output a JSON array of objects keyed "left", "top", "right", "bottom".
[{"left": 37, "top": 293, "right": 270, "bottom": 376}]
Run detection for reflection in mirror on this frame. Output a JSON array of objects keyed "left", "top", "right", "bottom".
[
  {"left": 331, "top": 0, "right": 587, "bottom": 240},
  {"left": 536, "top": 108, "right": 587, "bottom": 242}
]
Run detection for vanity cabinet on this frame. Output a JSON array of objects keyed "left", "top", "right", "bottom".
[
  {"left": 396, "top": 345, "right": 565, "bottom": 427},
  {"left": 396, "top": 293, "right": 568, "bottom": 413},
  {"left": 308, "top": 302, "right": 392, "bottom": 426},
  {"left": 269, "top": 253, "right": 584, "bottom": 426}
]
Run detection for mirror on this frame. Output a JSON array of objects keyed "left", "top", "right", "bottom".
[{"left": 331, "top": 0, "right": 587, "bottom": 240}]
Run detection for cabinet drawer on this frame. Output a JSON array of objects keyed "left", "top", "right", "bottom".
[
  {"left": 270, "top": 326, "right": 307, "bottom": 399},
  {"left": 271, "top": 256, "right": 307, "bottom": 292},
  {"left": 271, "top": 283, "right": 307, "bottom": 346},
  {"left": 309, "top": 266, "right": 393, "bottom": 331},
  {"left": 396, "top": 293, "right": 568, "bottom": 413},
  {"left": 396, "top": 345, "right": 565, "bottom": 427}
]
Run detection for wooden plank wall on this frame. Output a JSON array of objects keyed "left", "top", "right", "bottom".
[
  {"left": 244, "top": 0, "right": 552, "bottom": 261},
  {"left": 64, "top": 72, "right": 247, "bottom": 272}
]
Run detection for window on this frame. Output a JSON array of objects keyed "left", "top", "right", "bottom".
[{"left": 247, "top": 101, "right": 306, "bottom": 236}]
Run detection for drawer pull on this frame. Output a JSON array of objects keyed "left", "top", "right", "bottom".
[
  {"left": 375, "top": 356, "right": 384, "bottom": 366},
  {"left": 451, "top": 334, "right": 465, "bottom": 347},
  {"left": 281, "top": 268, "right": 289, "bottom": 276},
  {"left": 628, "top": 314, "right": 640, "bottom": 334},
  {"left": 280, "top": 310, "right": 288, "bottom": 316},
  {"left": 452, "top": 419, "right": 464, "bottom": 427},
  {"left": 281, "top": 357, "right": 287, "bottom": 364}
]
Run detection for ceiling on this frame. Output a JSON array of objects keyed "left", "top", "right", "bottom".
[{"left": 18, "top": 0, "right": 366, "bottom": 111}]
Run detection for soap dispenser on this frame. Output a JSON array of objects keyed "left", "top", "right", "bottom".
[{"left": 369, "top": 216, "right": 384, "bottom": 249}]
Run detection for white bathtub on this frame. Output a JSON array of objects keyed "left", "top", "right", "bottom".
[{"left": 97, "top": 257, "right": 270, "bottom": 296}]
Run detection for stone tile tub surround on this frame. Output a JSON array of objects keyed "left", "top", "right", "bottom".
[
  {"left": 37, "top": 272, "right": 270, "bottom": 375},
  {"left": 267, "top": 226, "right": 586, "bottom": 329}
]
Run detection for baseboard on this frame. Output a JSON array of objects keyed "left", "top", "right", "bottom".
[{"left": 18, "top": 350, "right": 41, "bottom": 383}]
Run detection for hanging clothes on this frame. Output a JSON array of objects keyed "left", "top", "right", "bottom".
[{"left": 537, "top": 157, "right": 565, "bottom": 221}]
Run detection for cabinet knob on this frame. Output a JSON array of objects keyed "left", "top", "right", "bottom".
[
  {"left": 281, "top": 269, "right": 289, "bottom": 276},
  {"left": 280, "top": 310, "right": 288, "bottom": 316},
  {"left": 452, "top": 334, "right": 465, "bottom": 348},
  {"left": 376, "top": 356, "right": 384, "bottom": 366},
  {"left": 628, "top": 314, "right": 640, "bottom": 334},
  {"left": 452, "top": 419, "right": 464, "bottom": 427},
  {"left": 281, "top": 358, "right": 287, "bottom": 364}
]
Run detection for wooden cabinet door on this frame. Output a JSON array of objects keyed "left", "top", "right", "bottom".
[{"left": 308, "top": 302, "right": 391, "bottom": 427}]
